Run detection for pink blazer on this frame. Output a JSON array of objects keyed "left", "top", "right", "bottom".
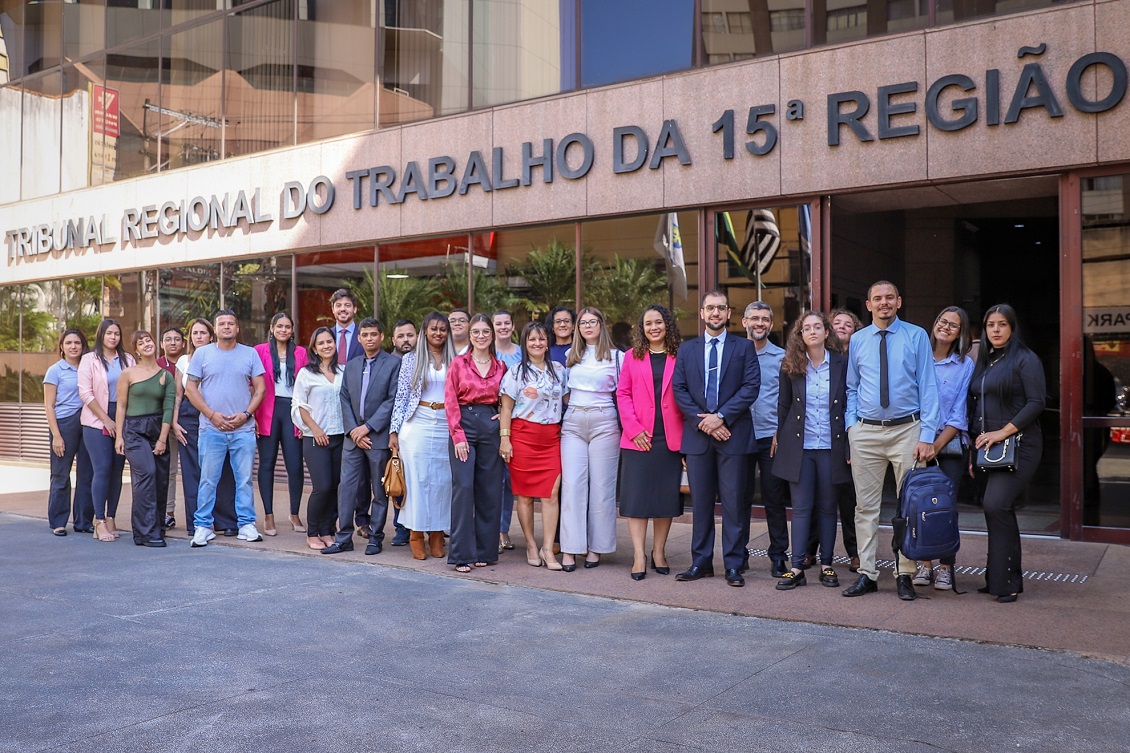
[
  {"left": 77, "top": 350, "right": 136, "bottom": 430},
  {"left": 616, "top": 351, "right": 682, "bottom": 452},
  {"left": 254, "top": 342, "right": 309, "bottom": 436}
]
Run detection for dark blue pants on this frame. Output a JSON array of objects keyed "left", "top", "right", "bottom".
[
  {"left": 788, "top": 449, "right": 837, "bottom": 569},
  {"left": 335, "top": 439, "right": 390, "bottom": 544},
  {"left": 82, "top": 402, "right": 124, "bottom": 520},
  {"left": 448, "top": 405, "right": 503, "bottom": 566},
  {"left": 256, "top": 396, "right": 304, "bottom": 516},
  {"left": 745, "top": 437, "right": 789, "bottom": 559},
  {"left": 686, "top": 443, "right": 748, "bottom": 572},
  {"left": 124, "top": 414, "right": 170, "bottom": 545},
  {"left": 178, "top": 403, "right": 237, "bottom": 534},
  {"left": 47, "top": 411, "right": 94, "bottom": 530}
]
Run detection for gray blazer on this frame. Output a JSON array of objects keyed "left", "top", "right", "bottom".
[{"left": 339, "top": 350, "right": 400, "bottom": 451}]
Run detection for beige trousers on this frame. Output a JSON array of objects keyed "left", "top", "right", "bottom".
[{"left": 848, "top": 420, "right": 920, "bottom": 581}]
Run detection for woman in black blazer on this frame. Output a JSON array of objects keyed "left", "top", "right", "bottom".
[
  {"left": 772, "top": 311, "right": 849, "bottom": 590},
  {"left": 970, "top": 304, "right": 1045, "bottom": 603}
]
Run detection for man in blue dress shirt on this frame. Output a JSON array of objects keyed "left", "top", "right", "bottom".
[{"left": 843, "top": 281, "right": 940, "bottom": 601}]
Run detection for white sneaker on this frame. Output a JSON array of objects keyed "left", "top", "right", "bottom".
[
  {"left": 934, "top": 565, "right": 954, "bottom": 591},
  {"left": 912, "top": 562, "right": 933, "bottom": 587},
  {"left": 237, "top": 524, "right": 263, "bottom": 542},
  {"left": 191, "top": 527, "right": 214, "bottom": 547}
]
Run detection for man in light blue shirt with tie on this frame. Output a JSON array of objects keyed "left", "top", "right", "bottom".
[{"left": 843, "top": 281, "right": 940, "bottom": 601}]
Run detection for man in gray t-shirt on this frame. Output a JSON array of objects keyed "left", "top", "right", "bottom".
[{"left": 186, "top": 310, "right": 266, "bottom": 546}]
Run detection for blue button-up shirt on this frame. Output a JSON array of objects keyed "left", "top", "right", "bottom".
[
  {"left": 703, "top": 329, "right": 728, "bottom": 409},
  {"left": 804, "top": 355, "right": 832, "bottom": 450},
  {"left": 750, "top": 339, "right": 785, "bottom": 440},
  {"left": 934, "top": 351, "right": 975, "bottom": 437},
  {"left": 846, "top": 317, "right": 940, "bottom": 442}
]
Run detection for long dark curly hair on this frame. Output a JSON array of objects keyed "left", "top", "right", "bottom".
[
  {"left": 781, "top": 311, "right": 843, "bottom": 377},
  {"left": 630, "top": 305, "right": 681, "bottom": 360}
]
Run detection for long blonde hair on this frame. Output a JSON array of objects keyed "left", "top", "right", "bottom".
[{"left": 566, "top": 307, "right": 615, "bottom": 367}]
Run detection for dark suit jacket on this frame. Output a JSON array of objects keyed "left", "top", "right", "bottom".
[
  {"left": 771, "top": 350, "right": 850, "bottom": 484},
  {"left": 672, "top": 333, "right": 761, "bottom": 456},
  {"left": 334, "top": 324, "right": 365, "bottom": 363},
  {"left": 340, "top": 350, "right": 400, "bottom": 450}
]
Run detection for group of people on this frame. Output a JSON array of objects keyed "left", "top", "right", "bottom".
[{"left": 43, "top": 282, "right": 1044, "bottom": 602}]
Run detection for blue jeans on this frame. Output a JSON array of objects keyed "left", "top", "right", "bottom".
[{"left": 194, "top": 429, "right": 257, "bottom": 530}]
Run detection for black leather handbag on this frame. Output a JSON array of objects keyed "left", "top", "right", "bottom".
[{"left": 975, "top": 373, "right": 1018, "bottom": 472}]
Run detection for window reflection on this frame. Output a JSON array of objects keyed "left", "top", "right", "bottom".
[
  {"left": 379, "top": 0, "right": 469, "bottom": 126},
  {"left": 159, "top": 19, "right": 223, "bottom": 171},
  {"left": 223, "top": 256, "right": 293, "bottom": 344},
  {"left": 296, "top": 1, "right": 375, "bottom": 143},
  {"left": 20, "top": 71, "right": 62, "bottom": 199},
  {"left": 106, "top": 0, "right": 160, "bottom": 49},
  {"left": 16, "top": 0, "right": 61, "bottom": 77},
  {"left": 472, "top": 224, "right": 576, "bottom": 328},
  {"left": 374, "top": 236, "right": 470, "bottom": 326},
  {"left": 295, "top": 247, "right": 375, "bottom": 345},
  {"left": 580, "top": 0, "right": 693, "bottom": 88},
  {"left": 935, "top": 0, "right": 1081, "bottom": 25},
  {"left": 702, "top": 0, "right": 806, "bottom": 62},
  {"left": 61, "top": 63, "right": 101, "bottom": 192},
  {"left": 158, "top": 263, "right": 221, "bottom": 333},
  {"left": 62, "top": 0, "right": 104, "bottom": 61},
  {"left": 224, "top": 0, "right": 295, "bottom": 158},
  {"left": 104, "top": 39, "right": 161, "bottom": 181},
  {"left": 471, "top": 0, "right": 566, "bottom": 109},
  {"left": 0, "top": 83, "right": 20, "bottom": 204}
]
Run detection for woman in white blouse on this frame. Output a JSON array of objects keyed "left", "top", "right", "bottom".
[
  {"left": 560, "top": 307, "right": 624, "bottom": 571},
  {"left": 292, "top": 327, "right": 345, "bottom": 551}
]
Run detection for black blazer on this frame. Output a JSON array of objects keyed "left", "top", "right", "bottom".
[
  {"left": 771, "top": 350, "right": 850, "bottom": 484},
  {"left": 339, "top": 350, "right": 401, "bottom": 450},
  {"left": 672, "top": 333, "right": 761, "bottom": 456}
]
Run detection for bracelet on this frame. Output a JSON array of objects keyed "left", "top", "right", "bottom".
[{"left": 499, "top": 430, "right": 511, "bottom": 437}]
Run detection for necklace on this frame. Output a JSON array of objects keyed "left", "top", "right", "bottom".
[
  {"left": 648, "top": 347, "right": 666, "bottom": 354},
  {"left": 472, "top": 355, "right": 492, "bottom": 365}
]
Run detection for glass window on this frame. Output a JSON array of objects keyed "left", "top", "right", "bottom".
[
  {"left": 1082, "top": 174, "right": 1130, "bottom": 529},
  {"left": 104, "top": 39, "right": 161, "bottom": 182},
  {"left": 811, "top": 0, "right": 927, "bottom": 46},
  {"left": 0, "top": 83, "right": 20, "bottom": 204},
  {"left": 294, "top": 247, "right": 375, "bottom": 348},
  {"left": 296, "top": 0, "right": 376, "bottom": 144},
  {"left": 373, "top": 237, "right": 464, "bottom": 328},
  {"left": 160, "top": 18, "right": 223, "bottom": 171},
  {"left": 471, "top": 0, "right": 567, "bottom": 109},
  {"left": 583, "top": 213, "right": 700, "bottom": 343},
  {"left": 224, "top": 0, "right": 295, "bottom": 158},
  {"left": 580, "top": 0, "right": 692, "bottom": 88},
  {"left": 0, "top": 7, "right": 16, "bottom": 84},
  {"left": 62, "top": 0, "right": 104, "bottom": 61},
  {"left": 379, "top": 0, "right": 470, "bottom": 126},
  {"left": 104, "top": 271, "right": 149, "bottom": 336},
  {"left": 471, "top": 223, "right": 577, "bottom": 330},
  {"left": 61, "top": 63, "right": 102, "bottom": 193},
  {"left": 20, "top": 71, "right": 62, "bottom": 199},
  {"left": 164, "top": 0, "right": 222, "bottom": 30},
  {"left": 107, "top": 0, "right": 162, "bottom": 50},
  {"left": 158, "top": 263, "right": 221, "bottom": 333},
  {"left": 702, "top": 0, "right": 804, "bottom": 62},
  {"left": 15, "top": 0, "right": 61, "bottom": 77},
  {"left": 222, "top": 255, "right": 293, "bottom": 345},
  {"left": 936, "top": 0, "right": 1083, "bottom": 26}
]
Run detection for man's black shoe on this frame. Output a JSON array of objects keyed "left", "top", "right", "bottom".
[
  {"left": 770, "top": 557, "right": 789, "bottom": 578},
  {"left": 675, "top": 566, "right": 715, "bottom": 582},
  {"left": 842, "top": 574, "right": 878, "bottom": 597},
  {"left": 896, "top": 574, "right": 917, "bottom": 601},
  {"left": 222, "top": 528, "right": 238, "bottom": 537},
  {"left": 365, "top": 538, "right": 383, "bottom": 556},
  {"left": 142, "top": 539, "right": 167, "bottom": 548},
  {"left": 321, "top": 540, "right": 354, "bottom": 554},
  {"left": 725, "top": 569, "right": 745, "bottom": 587}
]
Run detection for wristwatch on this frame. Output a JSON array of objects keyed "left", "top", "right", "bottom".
[
  {"left": 243, "top": 411, "right": 253, "bottom": 420},
  {"left": 716, "top": 412, "right": 725, "bottom": 424}
]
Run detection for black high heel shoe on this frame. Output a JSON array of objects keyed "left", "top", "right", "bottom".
[
  {"left": 631, "top": 570, "right": 645, "bottom": 581},
  {"left": 650, "top": 555, "right": 670, "bottom": 575}
]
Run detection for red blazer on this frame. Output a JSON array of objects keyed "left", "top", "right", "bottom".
[
  {"left": 253, "top": 342, "right": 309, "bottom": 436},
  {"left": 616, "top": 351, "right": 682, "bottom": 452}
]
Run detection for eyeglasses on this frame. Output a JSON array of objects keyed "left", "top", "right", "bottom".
[
  {"left": 703, "top": 305, "right": 730, "bottom": 313},
  {"left": 936, "top": 320, "right": 961, "bottom": 332},
  {"left": 578, "top": 319, "right": 600, "bottom": 327},
  {"left": 553, "top": 318, "right": 573, "bottom": 326}
]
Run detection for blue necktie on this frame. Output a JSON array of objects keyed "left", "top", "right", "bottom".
[
  {"left": 360, "top": 357, "right": 373, "bottom": 409},
  {"left": 706, "top": 337, "right": 719, "bottom": 413}
]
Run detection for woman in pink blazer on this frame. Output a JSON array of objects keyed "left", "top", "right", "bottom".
[
  {"left": 253, "top": 312, "right": 309, "bottom": 535},
  {"left": 615, "top": 305, "right": 684, "bottom": 581}
]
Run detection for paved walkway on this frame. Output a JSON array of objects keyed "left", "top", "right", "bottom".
[{"left": 4, "top": 462, "right": 1128, "bottom": 665}]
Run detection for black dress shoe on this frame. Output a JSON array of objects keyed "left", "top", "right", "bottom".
[
  {"left": 776, "top": 570, "right": 807, "bottom": 590},
  {"left": 322, "top": 540, "right": 354, "bottom": 554},
  {"left": 842, "top": 574, "right": 878, "bottom": 597},
  {"left": 74, "top": 526, "right": 94, "bottom": 534},
  {"left": 675, "top": 566, "right": 715, "bottom": 582},
  {"left": 364, "top": 539, "right": 383, "bottom": 556},
  {"left": 725, "top": 569, "right": 745, "bottom": 587},
  {"left": 222, "top": 528, "right": 238, "bottom": 537},
  {"left": 561, "top": 562, "right": 577, "bottom": 572},
  {"left": 142, "top": 539, "right": 167, "bottom": 548},
  {"left": 650, "top": 556, "right": 670, "bottom": 575},
  {"left": 631, "top": 571, "right": 646, "bottom": 581},
  {"left": 896, "top": 574, "right": 917, "bottom": 601},
  {"left": 53, "top": 528, "right": 68, "bottom": 537},
  {"left": 770, "top": 558, "right": 789, "bottom": 578},
  {"left": 996, "top": 594, "right": 1018, "bottom": 603},
  {"left": 819, "top": 567, "right": 840, "bottom": 588},
  {"left": 584, "top": 558, "right": 600, "bottom": 569}
]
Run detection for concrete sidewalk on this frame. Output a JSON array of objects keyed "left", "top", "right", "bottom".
[{"left": 5, "top": 466, "right": 1127, "bottom": 665}]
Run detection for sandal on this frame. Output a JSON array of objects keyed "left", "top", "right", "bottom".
[
  {"left": 93, "top": 520, "right": 115, "bottom": 542},
  {"left": 454, "top": 564, "right": 472, "bottom": 573},
  {"left": 52, "top": 527, "right": 67, "bottom": 537},
  {"left": 307, "top": 537, "right": 326, "bottom": 551},
  {"left": 105, "top": 517, "right": 122, "bottom": 538},
  {"left": 474, "top": 561, "right": 488, "bottom": 568}
]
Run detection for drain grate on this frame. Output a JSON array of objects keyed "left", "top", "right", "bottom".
[{"left": 745, "top": 549, "right": 1088, "bottom": 584}]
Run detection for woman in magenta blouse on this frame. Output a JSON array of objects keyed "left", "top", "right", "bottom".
[{"left": 444, "top": 313, "right": 506, "bottom": 573}]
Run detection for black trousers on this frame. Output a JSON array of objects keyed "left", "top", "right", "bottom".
[
  {"left": 448, "top": 405, "right": 503, "bottom": 566},
  {"left": 124, "top": 414, "right": 170, "bottom": 545},
  {"left": 336, "top": 441, "right": 390, "bottom": 544},
  {"left": 178, "top": 402, "right": 237, "bottom": 534},
  {"left": 47, "top": 411, "right": 94, "bottom": 530},
  {"left": 807, "top": 481, "right": 859, "bottom": 560},
  {"left": 788, "top": 450, "right": 837, "bottom": 569},
  {"left": 686, "top": 443, "right": 749, "bottom": 572},
  {"left": 745, "top": 437, "right": 789, "bottom": 560},
  {"left": 82, "top": 402, "right": 125, "bottom": 520},
  {"left": 981, "top": 436, "right": 1041, "bottom": 596},
  {"left": 257, "top": 396, "right": 304, "bottom": 516},
  {"left": 303, "top": 434, "right": 343, "bottom": 538}
]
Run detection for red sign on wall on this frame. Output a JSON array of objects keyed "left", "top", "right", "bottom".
[{"left": 92, "top": 84, "right": 120, "bottom": 138}]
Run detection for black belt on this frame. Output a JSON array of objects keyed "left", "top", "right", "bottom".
[{"left": 859, "top": 412, "right": 920, "bottom": 427}]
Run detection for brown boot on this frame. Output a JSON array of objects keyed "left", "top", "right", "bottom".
[
  {"left": 428, "top": 531, "right": 445, "bottom": 558},
  {"left": 409, "top": 530, "right": 427, "bottom": 560}
]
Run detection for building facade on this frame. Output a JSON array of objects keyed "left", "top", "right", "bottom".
[{"left": 1, "top": 0, "right": 1128, "bottom": 542}]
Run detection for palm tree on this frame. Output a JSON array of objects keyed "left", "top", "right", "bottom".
[{"left": 587, "top": 254, "right": 670, "bottom": 326}]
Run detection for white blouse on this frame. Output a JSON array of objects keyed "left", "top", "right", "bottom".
[
  {"left": 564, "top": 346, "right": 623, "bottom": 407},
  {"left": 291, "top": 365, "right": 345, "bottom": 436},
  {"left": 500, "top": 362, "right": 568, "bottom": 424}
]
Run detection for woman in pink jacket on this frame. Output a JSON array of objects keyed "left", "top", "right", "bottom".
[
  {"left": 78, "top": 319, "right": 136, "bottom": 542},
  {"left": 615, "top": 305, "right": 684, "bottom": 581},
  {"left": 253, "top": 312, "right": 309, "bottom": 535}
]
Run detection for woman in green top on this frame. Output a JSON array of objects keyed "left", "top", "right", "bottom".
[{"left": 115, "top": 331, "right": 176, "bottom": 548}]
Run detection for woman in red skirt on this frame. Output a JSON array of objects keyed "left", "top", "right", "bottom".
[{"left": 499, "top": 321, "right": 569, "bottom": 570}]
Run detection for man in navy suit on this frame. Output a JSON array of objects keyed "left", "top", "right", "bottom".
[
  {"left": 673, "top": 290, "right": 761, "bottom": 587},
  {"left": 330, "top": 288, "right": 365, "bottom": 365}
]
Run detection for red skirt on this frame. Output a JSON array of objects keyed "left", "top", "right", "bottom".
[{"left": 509, "top": 418, "right": 562, "bottom": 498}]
